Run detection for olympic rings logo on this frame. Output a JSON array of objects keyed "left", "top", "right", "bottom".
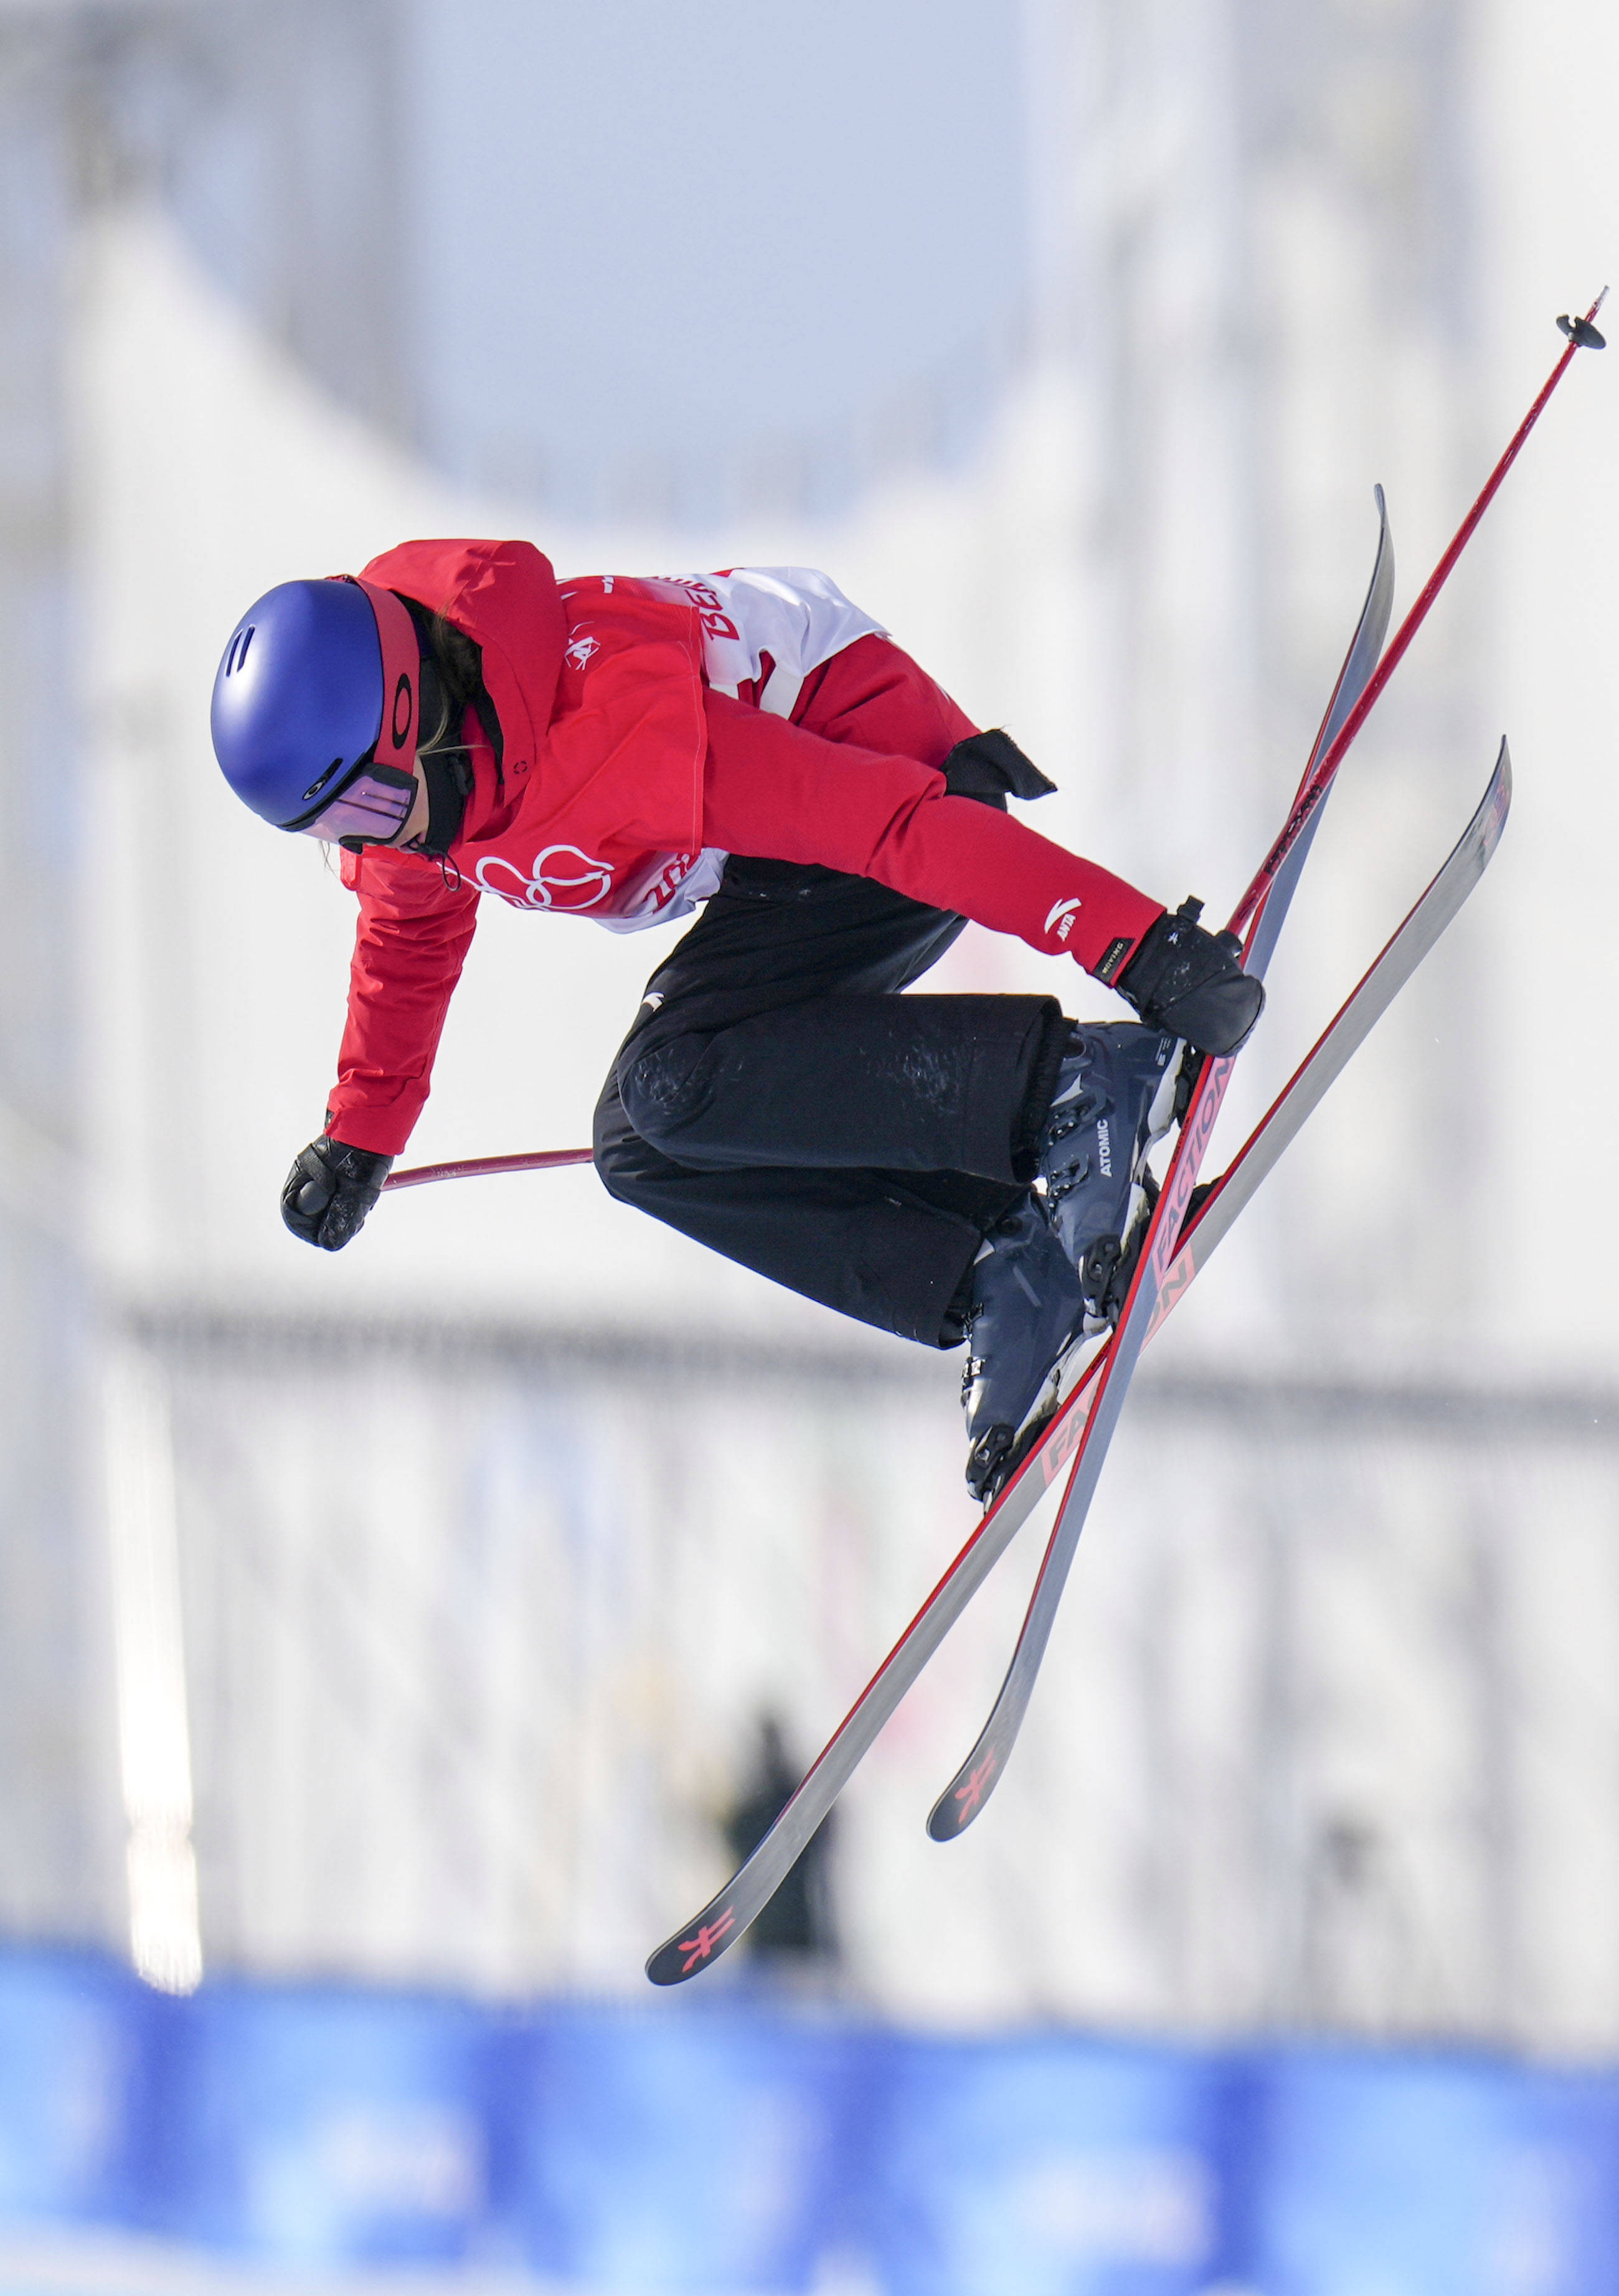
[{"left": 473, "top": 845, "right": 616, "bottom": 911}]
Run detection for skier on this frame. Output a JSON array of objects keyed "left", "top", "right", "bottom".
[{"left": 211, "top": 543, "right": 1261, "bottom": 1500}]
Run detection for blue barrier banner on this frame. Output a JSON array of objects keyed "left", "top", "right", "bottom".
[
  {"left": 9, "top": 1942, "right": 1619, "bottom": 2292},
  {"left": 164, "top": 1978, "right": 494, "bottom": 2265},
  {"left": 1242, "top": 2046, "right": 1619, "bottom": 2296},
  {"left": 506, "top": 1999, "right": 872, "bottom": 2292},
  {"left": 866, "top": 2031, "right": 1241, "bottom": 2296},
  {"left": 0, "top": 1948, "right": 161, "bottom": 2229}
]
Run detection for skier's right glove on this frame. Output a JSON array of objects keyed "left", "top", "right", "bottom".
[
  {"left": 1114, "top": 898, "right": 1264, "bottom": 1056},
  {"left": 281, "top": 1134, "right": 394, "bottom": 1251}
]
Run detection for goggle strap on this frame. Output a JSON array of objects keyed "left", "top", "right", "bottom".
[{"left": 348, "top": 576, "right": 420, "bottom": 773}]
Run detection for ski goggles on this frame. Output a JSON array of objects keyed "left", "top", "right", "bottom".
[{"left": 295, "top": 577, "right": 422, "bottom": 844}]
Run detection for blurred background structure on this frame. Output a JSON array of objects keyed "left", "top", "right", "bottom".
[{"left": 4, "top": 0, "right": 1619, "bottom": 2288}]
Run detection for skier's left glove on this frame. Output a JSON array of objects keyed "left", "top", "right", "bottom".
[
  {"left": 281, "top": 1134, "right": 394, "bottom": 1251},
  {"left": 1115, "top": 898, "right": 1264, "bottom": 1056}
]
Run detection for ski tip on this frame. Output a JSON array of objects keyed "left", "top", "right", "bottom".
[
  {"left": 925, "top": 1795, "right": 961, "bottom": 1843},
  {"left": 644, "top": 1901, "right": 742, "bottom": 1987},
  {"left": 926, "top": 1746, "right": 1001, "bottom": 1842}
]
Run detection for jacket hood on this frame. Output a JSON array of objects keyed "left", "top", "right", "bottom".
[{"left": 357, "top": 537, "right": 567, "bottom": 782}]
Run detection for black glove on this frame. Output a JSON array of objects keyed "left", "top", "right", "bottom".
[
  {"left": 1115, "top": 897, "right": 1264, "bottom": 1056},
  {"left": 281, "top": 1134, "right": 394, "bottom": 1251}
]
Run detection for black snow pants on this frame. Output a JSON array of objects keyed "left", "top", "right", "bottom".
[{"left": 592, "top": 856, "right": 1070, "bottom": 1347}]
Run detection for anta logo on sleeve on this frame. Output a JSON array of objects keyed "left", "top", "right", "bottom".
[
  {"left": 474, "top": 845, "right": 615, "bottom": 911},
  {"left": 1044, "top": 895, "right": 1083, "bottom": 942}
]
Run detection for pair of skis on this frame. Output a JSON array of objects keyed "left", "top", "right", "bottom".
[
  {"left": 642, "top": 299, "right": 1603, "bottom": 1986},
  {"left": 649, "top": 737, "right": 1509, "bottom": 1980}
]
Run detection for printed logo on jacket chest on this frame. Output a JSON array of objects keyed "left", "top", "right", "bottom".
[
  {"left": 472, "top": 845, "right": 707, "bottom": 921},
  {"left": 474, "top": 845, "right": 616, "bottom": 911}
]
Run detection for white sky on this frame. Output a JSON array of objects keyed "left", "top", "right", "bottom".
[{"left": 406, "top": 0, "right": 1030, "bottom": 520}]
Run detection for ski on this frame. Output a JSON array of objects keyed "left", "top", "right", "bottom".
[
  {"left": 1145, "top": 741, "right": 1509, "bottom": 1344},
  {"left": 645, "top": 486, "right": 1396, "bottom": 1987},
  {"left": 924, "top": 734, "right": 1511, "bottom": 1845}
]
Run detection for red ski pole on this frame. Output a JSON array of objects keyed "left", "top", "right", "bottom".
[
  {"left": 383, "top": 1146, "right": 593, "bottom": 1191},
  {"left": 1228, "top": 289, "right": 1607, "bottom": 941},
  {"left": 385, "top": 297, "right": 1603, "bottom": 1200}
]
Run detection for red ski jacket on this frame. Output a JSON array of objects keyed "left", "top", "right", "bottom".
[{"left": 325, "top": 541, "right": 1163, "bottom": 1155}]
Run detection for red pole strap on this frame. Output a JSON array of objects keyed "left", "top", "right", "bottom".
[
  {"left": 1227, "top": 291, "right": 1607, "bottom": 942},
  {"left": 383, "top": 1147, "right": 593, "bottom": 1191}
]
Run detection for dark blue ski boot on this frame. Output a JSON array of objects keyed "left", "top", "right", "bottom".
[
  {"left": 1035, "top": 1023, "right": 1193, "bottom": 1327},
  {"left": 961, "top": 1197, "right": 1087, "bottom": 1505}
]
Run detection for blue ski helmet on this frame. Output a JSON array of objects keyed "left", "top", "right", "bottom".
[{"left": 210, "top": 575, "right": 422, "bottom": 842}]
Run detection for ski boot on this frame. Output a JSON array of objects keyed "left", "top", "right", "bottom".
[
  {"left": 1035, "top": 1023, "right": 1194, "bottom": 1329},
  {"left": 961, "top": 1197, "right": 1088, "bottom": 1506}
]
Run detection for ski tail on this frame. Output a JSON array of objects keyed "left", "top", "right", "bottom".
[
  {"left": 1154, "top": 740, "right": 1511, "bottom": 1316},
  {"left": 1247, "top": 486, "right": 1393, "bottom": 981}
]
